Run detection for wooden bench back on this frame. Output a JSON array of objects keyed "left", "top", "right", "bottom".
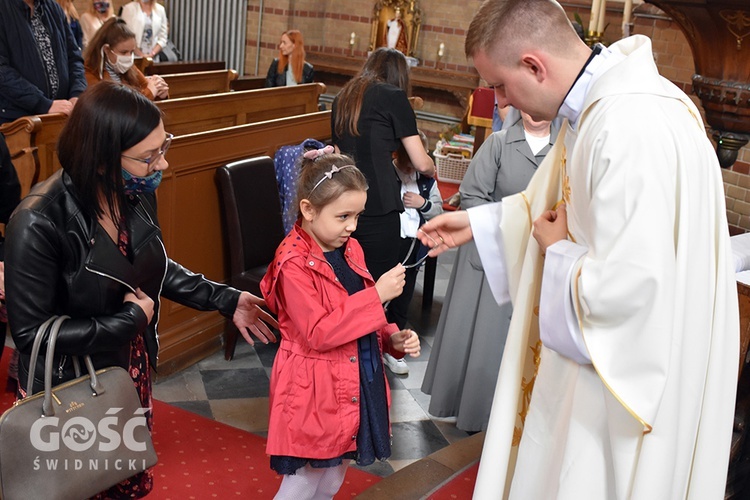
[
  {"left": 161, "top": 69, "right": 239, "bottom": 98},
  {"left": 160, "top": 82, "right": 326, "bottom": 135},
  {"left": 146, "top": 60, "right": 225, "bottom": 75}
]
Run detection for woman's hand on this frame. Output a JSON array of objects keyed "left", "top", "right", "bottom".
[
  {"left": 124, "top": 287, "right": 155, "bottom": 324},
  {"left": 375, "top": 264, "right": 406, "bottom": 303},
  {"left": 147, "top": 75, "right": 169, "bottom": 99},
  {"left": 232, "top": 291, "right": 278, "bottom": 345},
  {"left": 389, "top": 328, "right": 421, "bottom": 357}
]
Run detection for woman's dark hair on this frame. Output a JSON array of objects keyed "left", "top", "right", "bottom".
[
  {"left": 295, "top": 152, "right": 368, "bottom": 219},
  {"left": 334, "top": 47, "right": 411, "bottom": 137},
  {"left": 83, "top": 18, "right": 138, "bottom": 83},
  {"left": 58, "top": 81, "right": 162, "bottom": 234}
]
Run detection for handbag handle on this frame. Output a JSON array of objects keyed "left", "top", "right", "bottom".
[{"left": 26, "top": 316, "right": 106, "bottom": 417}]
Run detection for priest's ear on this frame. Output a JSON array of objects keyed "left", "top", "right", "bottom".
[{"left": 520, "top": 53, "right": 548, "bottom": 83}]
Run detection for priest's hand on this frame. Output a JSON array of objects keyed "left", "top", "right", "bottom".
[
  {"left": 533, "top": 204, "right": 568, "bottom": 253},
  {"left": 417, "top": 211, "right": 473, "bottom": 256},
  {"left": 233, "top": 291, "right": 278, "bottom": 345}
]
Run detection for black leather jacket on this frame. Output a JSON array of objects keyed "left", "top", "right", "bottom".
[
  {"left": 5, "top": 170, "right": 240, "bottom": 393},
  {"left": 265, "top": 59, "right": 314, "bottom": 88}
]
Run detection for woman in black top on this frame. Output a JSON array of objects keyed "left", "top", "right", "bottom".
[
  {"left": 265, "top": 30, "right": 314, "bottom": 87},
  {"left": 331, "top": 47, "right": 434, "bottom": 280}
]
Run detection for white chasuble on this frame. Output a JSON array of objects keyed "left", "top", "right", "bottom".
[{"left": 472, "top": 35, "right": 739, "bottom": 500}]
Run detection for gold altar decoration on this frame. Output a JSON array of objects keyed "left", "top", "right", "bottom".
[{"left": 369, "top": 0, "right": 422, "bottom": 58}]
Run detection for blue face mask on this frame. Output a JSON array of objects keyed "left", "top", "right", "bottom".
[{"left": 122, "top": 169, "right": 162, "bottom": 196}]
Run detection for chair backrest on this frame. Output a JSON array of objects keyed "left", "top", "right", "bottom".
[{"left": 216, "top": 156, "right": 286, "bottom": 278}]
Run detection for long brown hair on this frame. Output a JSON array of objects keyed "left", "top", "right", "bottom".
[
  {"left": 55, "top": 0, "right": 79, "bottom": 21},
  {"left": 84, "top": 18, "right": 139, "bottom": 85},
  {"left": 333, "top": 47, "right": 411, "bottom": 137},
  {"left": 277, "top": 30, "right": 306, "bottom": 84}
]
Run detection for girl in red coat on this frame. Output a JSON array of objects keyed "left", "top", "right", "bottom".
[{"left": 261, "top": 147, "right": 421, "bottom": 498}]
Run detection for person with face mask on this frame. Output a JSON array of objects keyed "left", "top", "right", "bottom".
[
  {"left": 3, "top": 81, "right": 279, "bottom": 498},
  {"left": 80, "top": 0, "right": 114, "bottom": 49},
  {"left": 84, "top": 17, "right": 168, "bottom": 100}
]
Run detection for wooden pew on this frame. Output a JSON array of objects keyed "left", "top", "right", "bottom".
[
  {"left": 145, "top": 60, "right": 225, "bottom": 75},
  {"left": 159, "top": 82, "right": 326, "bottom": 135},
  {"left": 0, "top": 83, "right": 326, "bottom": 183},
  {"left": 230, "top": 76, "right": 266, "bottom": 91},
  {"left": 161, "top": 69, "right": 239, "bottom": 98},
  {"left": 0, "top": 115, "right": 41, "bottom": 198},
  {"left": 154, "top": 110, "right": 332, "bottom": 376},
  {"left": 0, "top": 113, "right": 67, "bottom": 185}
]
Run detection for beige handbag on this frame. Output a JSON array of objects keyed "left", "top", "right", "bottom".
[{"left": 0, "top": 316, "right": 157, "bottom": 500}]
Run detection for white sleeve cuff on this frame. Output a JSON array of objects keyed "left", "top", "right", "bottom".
[
  {"left": 539, "top": 239, "right": 591, "bottom": 364},
  {"left": 468, "top": 203, "right": 511, "bottom": 305}
]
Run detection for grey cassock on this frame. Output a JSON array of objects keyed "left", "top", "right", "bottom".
[{"left": 421, "top": 117, "right": 558, "bottom": 432}]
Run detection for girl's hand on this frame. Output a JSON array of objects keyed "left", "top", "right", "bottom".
[
  {"left": 403, "top": 191, "right": 426, "bottom": 209},
  {"left": 124, "top": 287, "right": 155, "bottom": 324},
  {"left": 390, "top": 328, "right": 421, "bottom": 357},
  {"left": 375, "top": 263, "right": 406, "bottom": 303}
]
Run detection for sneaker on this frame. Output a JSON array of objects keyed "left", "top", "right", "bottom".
[{"left": 383, "top": 353, "right": 409, "bottom": 375}]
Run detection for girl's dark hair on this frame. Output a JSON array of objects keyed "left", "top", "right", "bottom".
[
  {"left": 58, "top": 81, "right": 162, "bottom": 234},
  {"left": 295, "top": 153, "right": 368, "bottom": 218},
  {"left": 333, "top": 47, "right": 411, "bottom": 137},
  {"left": 84, "top": 18, "right": 138, "bottom": 84}
]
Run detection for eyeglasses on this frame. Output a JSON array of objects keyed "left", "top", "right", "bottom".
[{"left": 121, "top": 132, "right": 173, "bottom": 167}]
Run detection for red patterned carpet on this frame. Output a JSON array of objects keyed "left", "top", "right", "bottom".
[
  {"left": 0, "top": 347, "right": 380, "bottom": 499},
  {"left": 427, "top": 462, "right": 478, "bottom": 499},
  {"left": 150, "top": 401, "right": 380, "bottom": 499}
]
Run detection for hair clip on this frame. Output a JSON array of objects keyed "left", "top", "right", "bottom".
[
  {"left": 310, "top": 164, "right": 357, "bottom": 193},
  {"left": 302, "top": 145, "right": 335, "bottom": 160}
]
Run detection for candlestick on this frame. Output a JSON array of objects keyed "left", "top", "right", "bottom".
[
  {"left": 438, "top": 42, "right": 445, "bottom": 58},
  {"left": 622, "top": 0, "right": 633, "bottom": 37},
  {"left": 349, "top": 32, "right": 355, "bottom": 56}
]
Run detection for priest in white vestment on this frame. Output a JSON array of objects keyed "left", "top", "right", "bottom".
[{"left": 418, "top": 1, "right": 740, "bottom": 499}]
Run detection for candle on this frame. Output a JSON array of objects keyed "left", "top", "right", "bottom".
[
  {"left": 597, "top": 0, "right": 607, "bottom": 34},
  {"left": 622, "top": 0, "right": 633, "bottom": 32},
  {"left": 438, "top": 42, "right": 445, "bottom": 58},
  {"left": 349, "top": 32, "right": 356, "bottom": 46},
  {"left": 589, "top": 0, "right": 601, "bottom": 34}
]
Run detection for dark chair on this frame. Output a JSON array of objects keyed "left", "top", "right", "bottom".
[{"left": 216, "top": 156, "right": 285, "bottom": 360}]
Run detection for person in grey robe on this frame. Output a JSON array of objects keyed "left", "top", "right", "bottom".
[{"left": 421, "top": 111, "right": 558, "bottom": 432}]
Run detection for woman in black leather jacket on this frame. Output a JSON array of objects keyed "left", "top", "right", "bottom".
[{"left": 3, "top": 81, "right": 277, "bottom": 498}]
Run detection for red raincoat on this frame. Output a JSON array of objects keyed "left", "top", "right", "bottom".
[{"left": 261, "top": 224, "right": 401, "bottom": 459}]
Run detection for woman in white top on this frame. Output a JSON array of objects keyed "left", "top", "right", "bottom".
[
  {"left": 120, "top": 0, "right": 168, "bottom": 60},
  {"left": 80, "top": 1, "right": 114, "bottom": 48}
]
